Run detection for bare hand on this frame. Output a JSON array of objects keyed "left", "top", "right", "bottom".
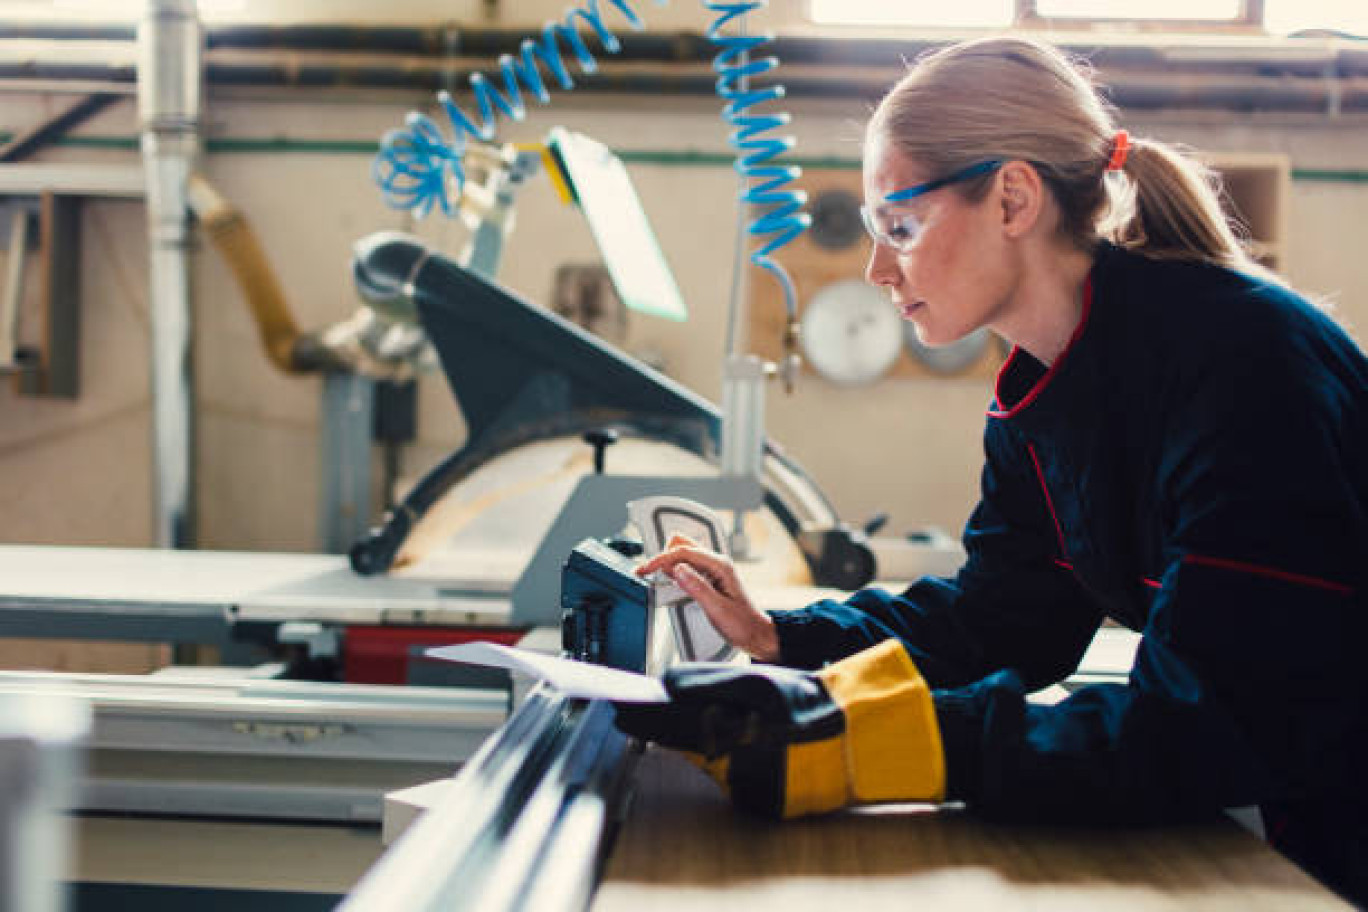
[{"left": 636, "top": 534, "right": 780, "bottom": 663}]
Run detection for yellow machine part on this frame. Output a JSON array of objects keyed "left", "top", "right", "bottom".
[{"left": 187, "top": 174, "right": 306, "bottom": 374}]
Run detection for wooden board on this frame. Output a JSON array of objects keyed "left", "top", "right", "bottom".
[
  {"left": 595, "top": 748, "right": 1349, "bottom": 911},
  {"left": 0, "top": 638, "right": 168, "bottom": 674}
]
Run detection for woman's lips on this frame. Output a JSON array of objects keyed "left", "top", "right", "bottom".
[{"left": 897, "top": 299, "right": 925, "bottom": 319}]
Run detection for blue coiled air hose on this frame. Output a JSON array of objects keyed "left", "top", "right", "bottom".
[
  {"left": 705, "top": 2, "right": 806, "bottom": 320},
  {"left": 372, "top": 0, "right": 807, "bottom": 347}
]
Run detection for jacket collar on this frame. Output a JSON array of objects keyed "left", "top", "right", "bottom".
[{"left": 986, "top": 245, "right": 1113, "bottom": 429}]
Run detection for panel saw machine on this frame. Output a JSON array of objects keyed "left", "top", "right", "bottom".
[
  {"left": 324, "top": 125, "right": 969, "bottom": 687},
  {"left": 345, "top": 127, "right": 901, "bottom": 600},
  {"left": 0, "top": 129, "right": 962, "bottom": 833}
]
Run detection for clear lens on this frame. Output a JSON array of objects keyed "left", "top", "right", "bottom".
[{"left": 860, "top": 204, "right": 923, "bottom": 252}]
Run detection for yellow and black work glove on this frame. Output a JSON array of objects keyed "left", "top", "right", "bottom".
[{"left": 613, "top": 638, "right": 945, "bottom": 819}]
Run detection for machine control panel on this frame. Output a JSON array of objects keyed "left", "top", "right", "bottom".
[
  {"left": 627, "top": 496, "right": 736, "bottom": 665},
  {"left": 560, "top": 497, "right": 737, "bottom": 674}
]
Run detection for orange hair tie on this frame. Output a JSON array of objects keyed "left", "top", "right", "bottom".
[{"left": 1105, "top": 130, "right": 1131, "bottom": 172}]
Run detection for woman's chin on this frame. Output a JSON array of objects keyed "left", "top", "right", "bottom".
[
  {"left": 916, "top": 323, "right": 978, "bottom": 349},
  {"left": 911, "top": 324, "right": 952, "bottom": 348}
]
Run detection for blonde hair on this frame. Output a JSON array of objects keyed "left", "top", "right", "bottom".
[{"left": 869, "top": 37, "right": 1267, "bottom": 276}]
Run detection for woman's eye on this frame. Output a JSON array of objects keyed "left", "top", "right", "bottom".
[{"left": 888, "top": 220, "right": 914, "bottom": 242}]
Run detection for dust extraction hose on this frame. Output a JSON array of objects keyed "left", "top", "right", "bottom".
[{"left": 186, "top": 174, "right": 342, "bottom": 374}]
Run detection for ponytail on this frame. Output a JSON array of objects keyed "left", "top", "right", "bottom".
[{"left": 1102, "top": 137, "right": 1270, "bottom": 279}]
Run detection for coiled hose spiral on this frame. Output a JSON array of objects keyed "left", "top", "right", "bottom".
[{"left": 372, "top": 0, "right": 806, "bottom": 315}]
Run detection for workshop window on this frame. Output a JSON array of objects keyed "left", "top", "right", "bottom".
[
  {"left": 808, "top": 0, "right": 1015, "bottom": 29},
  {"left": 807, "top": 0, "right": 1365, "bottom": 34},
  {"left": 1020, "top": 0, "right": 1258, "bottom": 30}
]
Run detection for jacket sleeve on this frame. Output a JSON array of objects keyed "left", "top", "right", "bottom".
[
  {"left": 934, "top": 327, "right": 1366, "bottom": 822},
  {"left": 769, "top": 419, "right": 1104, "bottom": 690}
]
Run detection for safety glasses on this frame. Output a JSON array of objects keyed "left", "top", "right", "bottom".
[{"left": 860, "top": 160, "right": 1003, "bottom": 253}]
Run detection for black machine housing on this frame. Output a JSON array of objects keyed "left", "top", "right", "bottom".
[{"left": 347, "top": 233, "right": 876, "bottom": 590}]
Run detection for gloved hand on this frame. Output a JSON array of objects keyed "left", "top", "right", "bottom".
[{"left": 614, "top": 638, "right": 945, "bottom": 818}]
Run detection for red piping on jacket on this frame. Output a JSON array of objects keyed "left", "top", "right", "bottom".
[
  {"left": 1142, "top": 577, "right": 1162, "bottom": 590},
  {"left": 1028, "top": 443, "right": 1070, "bottom": 560},
  {"left": 987, "top": 278, "right": 1094, "bottom": 420},
  {"left": 1184, "top": 554, "right": 1353, "bottom": 596},
  {"left": 1265, "top": 809, "right": 1291, "bottom": 846}
]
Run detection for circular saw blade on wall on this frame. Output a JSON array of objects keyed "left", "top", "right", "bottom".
[{"left": 747, "top": 169, "right": 1006, "bottom": 383}]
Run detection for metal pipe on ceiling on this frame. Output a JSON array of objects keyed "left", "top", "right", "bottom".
[
  {"left": 3, "top": 56, "right": 1365, "bottom": 113},
  {"left": 3, "top": 22, "right": 1366, "bottom": 113},
  {"left": 7, "top": 23, "right": 1365, "bottom": 71}
]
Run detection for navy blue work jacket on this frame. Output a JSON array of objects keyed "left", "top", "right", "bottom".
[{"left": 770, "top": 243, "right": 1367, "bottom": 900}]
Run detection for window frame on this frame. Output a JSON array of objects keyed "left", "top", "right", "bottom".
[
  {"left": 1016, "top": 0, "right": 1265, "bottom": 33},
  {"left": 807, "top": 0, "right": 1267, "bottom": 34}
]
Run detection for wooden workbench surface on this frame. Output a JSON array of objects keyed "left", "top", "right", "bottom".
[{"left": 595, "top": 748, "right": 1349, "bottom": 911}]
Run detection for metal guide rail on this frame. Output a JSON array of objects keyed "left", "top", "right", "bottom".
[{"left": 339, "top": 683, "right": 636, "bottom": 912}]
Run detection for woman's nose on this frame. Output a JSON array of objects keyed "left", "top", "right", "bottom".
[{"left": 865, "top": 243, "right": 900, "bottom": 288}]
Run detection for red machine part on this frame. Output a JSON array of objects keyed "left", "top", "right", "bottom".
[{"left": 343, "top": 625, "right": 525, "bottom": 685}]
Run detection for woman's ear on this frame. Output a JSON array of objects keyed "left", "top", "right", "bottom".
[{"left": 998, "top": 161, "right": 1045, "bottom": 238}]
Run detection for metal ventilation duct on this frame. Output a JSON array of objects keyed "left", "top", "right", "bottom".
[{"left": 137, "top": 0, "right": 202, "bottom": 548}]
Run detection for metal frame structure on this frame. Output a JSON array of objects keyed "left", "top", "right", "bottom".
[{"left": 0, "top": 669, "right": 507, "bottom": 824}]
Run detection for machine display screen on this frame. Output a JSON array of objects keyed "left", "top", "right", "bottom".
[{"left": 548, "top": 127, "right": 688, "bottom": 323}]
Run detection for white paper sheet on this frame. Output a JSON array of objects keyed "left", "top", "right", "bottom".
[{"left": 425, "top": 641, "right": 669, "bottom": 703}]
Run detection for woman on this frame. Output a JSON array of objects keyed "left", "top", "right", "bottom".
[{"left": 615, "top": 36, "right": 1367, "bottom": 904}]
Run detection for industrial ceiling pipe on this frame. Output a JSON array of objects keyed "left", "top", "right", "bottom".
[
  {"left": 3, "top": 27, "right": 1367, "bottom": 112},
  {"left": 4, "top": 54, "right": 1366, "bottom": 113},
  {"left": 9, "top": 22, "right": 1367, "bottom": 74},
  {"left": 5, "top": 23, "right": 1367, "bottom": 101},
  {"left": 137, "top": 0, "right": 202, "bottom": 549}
]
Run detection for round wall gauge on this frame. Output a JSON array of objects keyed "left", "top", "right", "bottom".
[
  {"left": 903, "top": 324, "right": 995, "bottom": 375},
  {"left": 808, "top": 188, "right": 864, "bottom": 251},
  {"left": 800, "top": 280, "right": 903, "bottom": 387}
]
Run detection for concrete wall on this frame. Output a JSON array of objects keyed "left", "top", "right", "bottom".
[{"left": 2, "top": 82, "right": 1365, "bottom": 560}]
